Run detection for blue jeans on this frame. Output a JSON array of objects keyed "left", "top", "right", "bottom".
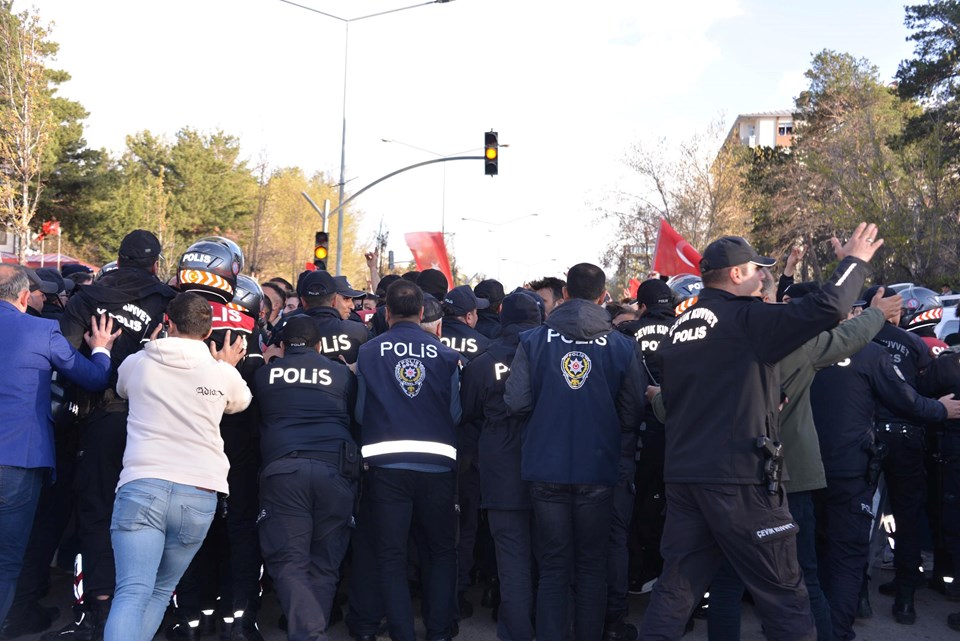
[
  {"left": 0, "top": 466, "right": 44, "bottom": 623},
  {"left": 103, "top": 479, "right": 216, "bottom": 641},
  {"left": 531, "top": 482, "right": 613, "bottom": 641}
]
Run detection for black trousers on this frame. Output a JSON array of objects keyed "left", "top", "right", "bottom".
[
  {"left": 629, "top": 431, "right": 665, "bottom": 585},
  {"left": 176, "top": 429, "right": 262, "bottom": 617},
  {"left": 814, "top": 477, "right": 875, "bottom": 641},
  {"left": 638, "top": 483, "right": 814, "bottom": 641},
  {"left": 365, "top": 467, "right": 457, "bottom": 641},
  {"left": 259, "top": 457, "right": 356, "bottom": 641},
  {"left": 74, "top": 409, "right": 127, "bottom": 600},
  {"left": 488, "top": 509, "right": 535, "bottom": 641},
  {"left": 345, "top": 483, "right": 384, "bottom": 638},
  {"left": 606, "top": 449, "right": 637, "bottom": 628},
  {"left": 877, "top": 425, "right": 927, "bottom": 588}
]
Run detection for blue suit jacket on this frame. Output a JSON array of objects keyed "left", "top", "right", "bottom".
[{"left": 0, "top": 300, "right": 111, "bottom": 469}]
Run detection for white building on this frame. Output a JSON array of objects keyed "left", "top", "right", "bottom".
[{"left": 728, "top": 111, "right": 795, "bottom": 149}]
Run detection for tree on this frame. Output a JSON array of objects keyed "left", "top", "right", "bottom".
[
  {"left": 601, "top": 117, "right": 751, "bottom": 290},
  {"left": 0, "top": 4, "right": 56, "bottom": 263}
]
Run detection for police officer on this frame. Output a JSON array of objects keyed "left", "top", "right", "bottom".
[
  {"left": 441, "top": 285, "right": 491, "bottom": 362},
  {"left": 460, "top": 290, "right": 545, "bottom": 641},
  {"left": 438, "top": 284, "right": 491, "bottom": 613},
  {"left": 618, "top": 279, "right": 675, "bottom": 598},
  {"left": 271, "top": 271, "right": 369, "bottom": 364},
  {"left": 474, "top": 279, "right": 505, "bottom": 340},
  {"left": 170, "top": 239, "right": 266, "bottom": 640},
  {"left": 865, "top": 284, "right": 940, "bottom": 622},
  {"left": 252, "top": 315, "right": 358, "bottom": 641},
  {"left": 918, "top": 344, "right": 960, "bottom": 630},
  {"left": 637, "top": 224, "right": 882, "bottom": 641},
  {"left": 46, "top": 230, "right": 176, "bottom": 640},
  {"left": 355, "top": 279, "right": 462, "bottom": 641},
  {"left": 505, "top": 262, "right": 647, "bottom": 641},
  {"left": 811, "top": 309, "right": 960, "bottom": 641}
]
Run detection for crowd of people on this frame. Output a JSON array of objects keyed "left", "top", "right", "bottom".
[{"left": 3, "top": 223, "right": 960, "bottom": 641}]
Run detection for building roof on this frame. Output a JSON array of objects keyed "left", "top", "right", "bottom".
[{"left": 735, "top": 110, "right": 794, "bottom": 119}]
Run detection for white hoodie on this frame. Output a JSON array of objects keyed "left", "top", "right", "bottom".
[{"left": 116, "top": 337, "right": 252, "bottom": 494}]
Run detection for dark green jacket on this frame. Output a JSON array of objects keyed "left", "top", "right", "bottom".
[{"left": 778, "top": 307, "right": 885, "bottom": 492}]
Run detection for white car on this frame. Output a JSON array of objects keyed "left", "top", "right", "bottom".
[{"left": 936, "top": 294, "right": 960, "bottom": 340}]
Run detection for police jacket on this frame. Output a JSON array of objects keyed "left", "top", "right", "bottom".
[
  {"left": 441, "top": 316, "right": 490, "bottom": 362},
  {"left": 618, "top": 305, "right": 674, "bottom": 433},
  {"left": 252, "top": 347, "right": 356, "bottom": 466},
  {"left": 655, "top": 255, "right": 870, "bottom": 485},
  {"left": 356, "top": 320, "right": 462, "bottom": 470},
  {"left": 812, "top": 342, "right": 946, "bottom": 478},
  {"left": 270, "top": 305, "right": 370, "bottom": 364},
  {"left": 202, "top": 300, "right": 266, "bottom": 450},
  {"left": 461, "top": 321, "right": 538, "bottom": 510},
  {"left": 60, "top": 267, "right": 177, "bottom": 390},
  {"left": 778, "top": 307, "right": 885, "bottom": 491},
  {"left": 475, "top": 309, "right": 502, "bottom": 340},
  {"left": 918, "top": 345, "right": 960, "bottom": 434},
  {"left": 504, "top": 298, "right": 646, "bottom": 486},
  {"left": 873, "top": 322, "right": 933, "bottom": 425}
]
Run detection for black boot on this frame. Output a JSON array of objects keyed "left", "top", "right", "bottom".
[
  {"left": 228, "top": 610, "right": 264, "bottom": 641},
  {"left": 42, "top": 599, "right": 108, "bottom": 641},
  {"left": 457, "top": 592, "right": 473, "bottom": 619},
  {"left": 0, "top": 601, "right": 59, "bottom": 639},
  {"left": 892, "top": 585, "right": 917, "bottom": 625},
  {"left": 481, "top": 578, "right": 500, "bottom": 609}
]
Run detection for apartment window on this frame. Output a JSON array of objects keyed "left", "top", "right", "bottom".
[
  {"left": 778, "top": 122, "right": 793, "bottom": 135},
  {"left": 0, "top": 229, "right": 6, "bottom": 245}
]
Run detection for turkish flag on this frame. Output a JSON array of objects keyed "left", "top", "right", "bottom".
[
  {"left": 404, "top": 231, "right": 454, "bottom": 288},
  {"left": 653, "top": 218, "right": 702, "bottom": 276},
  {"left": 628, "top": 278, "right": 642, "bottom": 299}
]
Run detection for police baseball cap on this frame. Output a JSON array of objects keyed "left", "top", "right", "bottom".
[
  {"left": 500, "top": 290, "right": 544, "bottom": 327},
  {"left": 422, "top": 294, "right": 444, "bottom": 323},
  {"left": 280, "top": 315, "right": 320, "bottom": 348},
  {"left": 636, "top": 279, "right": 673, "bottom": 308},
  {"left": 700, "top": 236, "right": 775, "bottom": 272},
  {"left": 475, "top": 279, "right": 505, "bottom": 306},
  {"left": 333, "top": 275, "right": 364, "bottom": 298},
  {"left": 298, "top": 270, "right": 337, "bottom": 297},
  {"left": 442, "top": 285, "right": 490, "bottom": 316},
  {"left": 782, "top": 281, "right": 821, "bottom": 300},
  {"left": 118, "top": 229, "right": 163, "bottom": 262},
  {"left": 61, "top": 263, "right": 94, "bottom": 278},
  {"left": 25, "top": 268, "right": 59, "bottom": 294},
  {"left": 862, "top": 285, "right": 897, "bottom": 307},
  {"left": 36, "top": 267, "right": 74, "bottom": 295}
]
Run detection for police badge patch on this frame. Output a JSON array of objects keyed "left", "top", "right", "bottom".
[
  {"left": 396, "top": 358, "right": 426, "bottom": 398},
  {"left": 560, "top": 351, "right": 592, "bottom": 389}
]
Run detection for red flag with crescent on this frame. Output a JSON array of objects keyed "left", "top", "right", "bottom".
[
  {"left": 404, "top": 231, "right": 454, "bottom": 288},
  {"left": 653, "top": 218, "right": 702, "bottom": 276}
]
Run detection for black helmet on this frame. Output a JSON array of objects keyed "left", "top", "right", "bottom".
[
  {"left": 899, "top": 286, "right": 943, "bottom": 332},
  {"left": 95, "top": 261, "right": 118, "bottom": 282},
  {"left": 177, "top": 240, "right": 241, "bottom": 302},
  {"left": 229, "top": 274, "right": 263, "bottom": 319},
  {"left": 666, "top": 273, "right": 703, "bottom": 315},
  {"left": 197, "top": 236, "right": 244, "bottom": 273}
]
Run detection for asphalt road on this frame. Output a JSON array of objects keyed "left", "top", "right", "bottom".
[{"left": 13, "top": 564, "right": 960, "bottom": 640}]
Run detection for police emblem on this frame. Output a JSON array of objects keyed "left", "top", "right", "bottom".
[
  {"left": 560, "top": 351, "right": 592, "bottom": 389},
  {"left": 396, "top": 358, "right": 426, "bottom": 398}
]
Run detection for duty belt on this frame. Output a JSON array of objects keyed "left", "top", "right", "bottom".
[
  {"left": 876, "top": 422, "right": 924, "bottom": 437},
  {"left": 284, "top": 450, "right": 339, "bottom": 464}
]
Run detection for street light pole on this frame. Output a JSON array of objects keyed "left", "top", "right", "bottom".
[{"left": 277, "top": 0, "right": 455, "bottom": 275}]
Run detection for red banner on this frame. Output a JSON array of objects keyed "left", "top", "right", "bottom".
[
  {"left": 652, "top": 218, "right": 701, "bottom": 276},
  {"left": 404, "top": 231, "right": 453, "bottom": 288}
]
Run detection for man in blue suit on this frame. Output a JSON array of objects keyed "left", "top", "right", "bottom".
[{"left": 0, "top": 264, "right": 119, "bottom": 625}]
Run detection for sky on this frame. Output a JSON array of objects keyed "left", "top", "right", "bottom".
[{"left": 35, "top": 0, "right": 917, "bottom": 289}]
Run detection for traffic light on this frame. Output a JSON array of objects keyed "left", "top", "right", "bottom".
[
  {"left": 314, "top": 231, "right": 329, "bottom": 270},
  {"left": 484, "top": 130, "right": 498, "bottom": 176}
]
